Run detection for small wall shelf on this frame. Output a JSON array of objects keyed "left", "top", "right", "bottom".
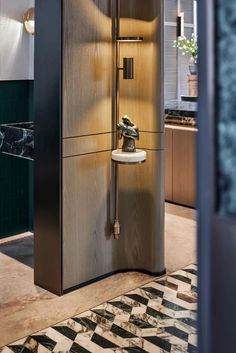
[
  {"left": 116, "top": 36, "right": 143, "bottom": 43},
  {"left": 112, "top": 149, "right": 147, "bottom": 164}
]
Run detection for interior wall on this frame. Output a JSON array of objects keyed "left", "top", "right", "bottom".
[
  {"left": 62, "top": 0, "right": 113, "bottom": 138},
  {"left": 34, "top": 0, "right": 63, "bottom": 294},
  {"left": 62, "top": 0, "right": 114, "bottom": 290},
  {"left": 0, "top": 0, "right": 34, "bottom": 80},
  {"left": 118, "top": 0, "right": 165, "bottom": 275},
  {"left": 62, "top": 0, "right": 164, "bottom": 291},
  {"left": 0, "top": 0, "right": 34, "bottom": 239},
  {"left": 119, "top": 0, "right": 163, "bottom": 131}
]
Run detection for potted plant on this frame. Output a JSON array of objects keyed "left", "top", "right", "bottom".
[{"left": 174, "top": 34, "right": 198, "bottom": 74}]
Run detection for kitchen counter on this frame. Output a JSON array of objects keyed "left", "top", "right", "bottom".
[
  {"left": 0, "top": 122, "right": 34, "bottom": 160},
  {"left": 165, "top": 99, "right": 197, "bottom": 127},
  {"left": 165, "top": 123, "right": 198, "bottom": 132},
  {"left": 165, "top": 99, "right": 197, "bottom": 117}
]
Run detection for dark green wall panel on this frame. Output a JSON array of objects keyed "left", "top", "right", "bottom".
[{"left": 0, "top": 80, "right": 34, "bottom": 238}]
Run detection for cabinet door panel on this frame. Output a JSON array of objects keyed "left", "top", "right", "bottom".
[
  {"left": 173, "top": 129, "right": 196, "bottom": 207},
  {"left": 165, "top": 128, "right": 173, "bottom": 201}
]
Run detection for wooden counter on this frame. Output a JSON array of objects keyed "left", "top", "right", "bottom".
[{"left": 165, "top": 124, "right": 198, "bottom": 208}]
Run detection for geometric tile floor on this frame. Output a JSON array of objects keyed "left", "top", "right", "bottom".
[{"left": 0, "top": 264, "right": 197, "bottom": 353}]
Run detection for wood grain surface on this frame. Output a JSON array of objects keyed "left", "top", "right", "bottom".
[
  {"left": 63, "top": 150, "right": 164, "bottom": 290},
  {"left": 63, "top": 132, "right": 115, "bottom": 158},
  {"left": 62, "top": 0, "right": 165, "bottom": 290},
  {"left": 172, "top": 128, "right": 196, "bottom": 207},
  {"left": 119, "top": 0, "right": 164, "bottom": 132},
  {"left": 164, "top": 127, "right": 173, "bottom": 201},
  {"left": 63, "top": 0, "right": 114, "bottom": 138}
]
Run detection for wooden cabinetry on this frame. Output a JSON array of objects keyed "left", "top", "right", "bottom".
[
  {"left": 165, "top": 128, "right": 173, "bottom": 201},
  {"left": 165, "top": 125, "right": 197, "bottom": 208}
]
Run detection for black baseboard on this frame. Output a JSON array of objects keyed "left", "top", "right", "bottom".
[{"left": 63, "top": 268, "right": 167, "bottom": 295}]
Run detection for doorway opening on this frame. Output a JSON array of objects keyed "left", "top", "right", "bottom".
[{"left": 164, "top": 0, "right": 198, "bottom": 273}]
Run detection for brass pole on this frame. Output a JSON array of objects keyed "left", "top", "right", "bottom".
[{"left": 113, "top": 0, "right": 121, "bottom": 239}]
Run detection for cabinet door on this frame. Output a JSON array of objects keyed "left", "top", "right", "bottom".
[
  {"left": 165, "top": 128, "right": 173, "bottom": 201},
  {"left": 173, "top": 129, "right": 196, "bottom": 207}
]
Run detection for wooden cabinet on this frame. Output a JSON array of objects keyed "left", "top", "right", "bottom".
[
  {"left": 165, "top": 127, "right": 173, "bottom": 201},
  {"left": 165, "top": 125, "right": 197, "bottom": 208}
]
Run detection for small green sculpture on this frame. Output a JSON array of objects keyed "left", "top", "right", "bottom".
[{"left": 118, "top": 116, "right": 139, "bottom": 152}]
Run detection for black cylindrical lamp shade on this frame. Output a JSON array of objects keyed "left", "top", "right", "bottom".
[{"left": 123, "top": 58, "right": 134, "bottom": 80}]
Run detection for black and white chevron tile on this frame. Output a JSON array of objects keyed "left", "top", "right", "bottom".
[{"left": 0, "top": 264, "right": 197, "bottom": 353}]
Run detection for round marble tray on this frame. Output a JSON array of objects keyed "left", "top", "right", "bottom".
[{"left": 112, "top": 149, "right": 147, "bottom": 164}]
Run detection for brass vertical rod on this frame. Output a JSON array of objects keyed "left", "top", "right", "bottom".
[
  {"left": 113, "top": 0, "right": 121, "bottom": 239},
  {"left": 116, "top": 0, "right": 120, "bottom": 148}
]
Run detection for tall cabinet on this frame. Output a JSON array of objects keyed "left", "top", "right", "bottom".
[{"left": 34, "top": 0, "right": 165, "bottom": 295}]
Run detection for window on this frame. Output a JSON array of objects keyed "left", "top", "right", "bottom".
[{"left": 164, "top": 0, "right": 197, "bottom": 100}]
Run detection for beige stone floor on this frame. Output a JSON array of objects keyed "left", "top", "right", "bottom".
[
  {"left": 165, "top": 202, "right": 196, "bottom": 273},
  {"left": 0, "top": 203, "right": 196, "bottom": 347}
]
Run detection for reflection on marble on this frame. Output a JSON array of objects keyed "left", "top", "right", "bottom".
[
  {"left": 0, "top": 122, "right": 34, "bottom": 160},
  {"left": 165, "top": 210, "right": 196, "bottom": 274},
  {"left": 0, "top": 264, "right": 197, "bottom": 353},
  {"left": 0, "top": 205, "right": 196, "bottom": 348},
  {"left": 216, "top": 1, "right": 236, "bottom": 215},
  {"left": 0, "top": 234, "right": 34, "bottom": 268},
  {"left": 0, "top": 232, "right": 153, "bottom": 348}
]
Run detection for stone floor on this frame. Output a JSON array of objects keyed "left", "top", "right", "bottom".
[
  {"left": 0, "top": 264, "right": 197, "bottom": 353},
  {"left": 165, "top": 203, "right": 196, "bottom": 273},
  {"left": 0, "top": 203, "right": 196, "bottom": 348}
]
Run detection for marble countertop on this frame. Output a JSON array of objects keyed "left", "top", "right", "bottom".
[
  {"left": 165, "top": 99, "right": 197, "bottom": 127},
  {"left": 0, "top": 122, "right": 34, "bottom": 160},
  {"left": 165, "top": 100, "right": 197, "bottom": 118}
]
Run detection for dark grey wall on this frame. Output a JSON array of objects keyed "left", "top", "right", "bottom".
[
  {"left": 34, "top": 0, "right": 63, "bottom": 295},
  {"left": 198, "top": 0, "right": 236, "bottom": 352},
  {"left": 216, "top": 0, "right": 236, "bottom": 216}
]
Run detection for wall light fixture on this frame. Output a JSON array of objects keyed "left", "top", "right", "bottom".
[
  {"left": 23, "top": 8, "right": 35, "bottom": 35},
  {"left": 112, "top": 0, "right": 146, "bottom": 240}
]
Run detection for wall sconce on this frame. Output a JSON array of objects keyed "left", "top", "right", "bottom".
[
  {"left": 116, "top": 37, "right": 143, "bottom": 80},
  {"left": 122, "top": 58, "right": 134, "bottom": 80},
  {"left": 23, "top": 8, "right": 35, "bottom": 35}
]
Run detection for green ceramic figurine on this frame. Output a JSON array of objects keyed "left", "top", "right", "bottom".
[{"left": 118, "top": 116, "right": 139, "bottom": 152}]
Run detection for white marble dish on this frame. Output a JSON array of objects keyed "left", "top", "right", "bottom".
[{"left": 112, "top": 149, "right": 147, "bottom": 164}]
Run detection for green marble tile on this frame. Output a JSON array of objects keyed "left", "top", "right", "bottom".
[{"left": 0, "top": 80, "right": 34, "bottom": 238}]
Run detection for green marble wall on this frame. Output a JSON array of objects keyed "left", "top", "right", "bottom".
[{"left": 0, "top": 81, "right": 34, "bottom": 238}]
